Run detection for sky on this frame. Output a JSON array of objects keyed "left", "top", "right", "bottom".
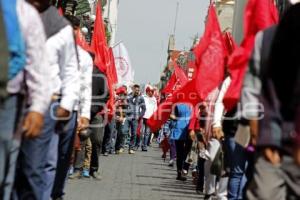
[{"left": 116, "top": 0, "right": 210, "bottom": 84}]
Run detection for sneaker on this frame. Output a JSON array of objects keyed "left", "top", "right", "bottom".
[
  {"left": 142, "top": 148, "right": 147, "bottom": 152},
  {"left": 129, "top": 149, "right": 135, "bottom": 154},
  {"left": 168, "top": 159, "right": 174, "bottom": 167},
  {"left": 82, "top": 169, "right": 90, "bottom": 178},
  {"left": 90, "top": 172, "right": 102, "bottom": 181},
  {"left": 182, "top": 169, "right": 188, "bottom": 176},
  {"left": 68, "top": 171, "right": 81, "bottom": 179},
  {"left": 103, "top": 152, "right": 109, "bottom": 156},
  {"left": 119, "top": 148, "right": 124, "bottom": 153}
]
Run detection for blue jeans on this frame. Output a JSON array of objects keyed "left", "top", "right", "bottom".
[
  {"left": 115, "top": 120, "right": 128, "bottom": 150},
  {"left": 13, "top": 101, "right": 57, "bottom": 200},
  {"left": 0, "top": 95, "right": 21, "bottom": 200},
  {"left": 50, "top": 111, "right": 77, "bottom": 199},
  {"left": 141, "top": 119, "right": 150, "bottom": 150},
  {"left": 103, "top": 121, "right": 116, "bottom": 153},
  {"left": 225, "top": 136, "right": 248, "bottom": 200},
  {"left": 128, "top": 119, "right": 138, "bottom": 150}
]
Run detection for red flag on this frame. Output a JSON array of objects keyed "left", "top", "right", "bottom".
[
  {"left": 58, "top": 7, "right": 64, "bottom": 16},
  {"left": 105, "top": 48, "right": 119, "bottom": 121},
  {"left": 75, "top": 30, "right": 93, "bottom": 53},
  {"left": 223, "top": 0, "right": 279, "bottom": 111},
  {"left": 161, "top": 64, "right": 188, "bottom": 95},
  {"left": 172, "top": 4, "right": 226, "bottom": 105},
  {"left": 174, "top": 63, "right": 188, "bottom": 88},
  {"left": 161, "top": 72, "right": 177, "bottom": 95},
  {"left": 193, "top": 5, "right": 226, "bottom": 100},
  {"left": 108, "top": 48, "right": 118, "bottom": 85},
  {"left": 223, "top": 32, "right": 236, "bottom": 58},
  {"left": 91, "top": 3, "right": 110, "bottom": 73},
  {"left": 147, "top": 5, "right": 226, "bottom": 132}
]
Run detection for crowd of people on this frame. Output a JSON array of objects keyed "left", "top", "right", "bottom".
[
  {"left": 0, "top": 0, "right": 159, "bottom": 199},
  {"left": 0, "top": 0, "right": 300, "bottom": 200},
  {"left": 153, "top": 1, "right": 300, "bottom": 200}
]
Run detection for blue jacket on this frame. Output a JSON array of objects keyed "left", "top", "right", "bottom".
[
  {"left": 0, "top": 0, "right": 26, "bottom": 80},
  {"left": 170, "top": 104, "right": 192, "bottom": 140}
]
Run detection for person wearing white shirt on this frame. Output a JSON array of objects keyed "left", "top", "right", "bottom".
[
  {"left": 141, "top": 86, "right": 157, "bottom": 151},
  {"left": 1, "top": 0, "right": 52, "bottom": 199},
  {"left": 60, "top": 14, "right": 93, "bottom": 183},
  {"left": 13, "top": 1, "right": 80, "bottom": 200},
  {"left": 203, "top": 76, "right": 231, "bottom": 200}
]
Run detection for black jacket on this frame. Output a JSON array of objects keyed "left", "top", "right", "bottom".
[{"left": 90, "top": 67, "right": 110, "bottom": 119}]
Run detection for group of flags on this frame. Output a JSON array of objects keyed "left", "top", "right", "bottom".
[
  {"left": 147, "top": 0, "right": 279, "bottom": 132},
  {"left": 76, "top": 2, "right": 134, "bottom": 118}
]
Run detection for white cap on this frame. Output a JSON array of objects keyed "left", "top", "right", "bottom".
[
  {"left": 81, "top": 27, "right": 88, "bottom": 35},
  {"left": 90, "top": 15, "right": 96, "bottom": 22}
]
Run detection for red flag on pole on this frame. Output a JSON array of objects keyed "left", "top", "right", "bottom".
[
  {"left": 174, "top": 63, "right": 188, "bottom": 88},
  {"left": 223, "top": 0, "right": 279, "bottom": 111},
  {"left": 161, "top": 72, "right": 177, "bottom": 95},
  {"left": 161, "top": 64, "right": 188, "bottom": 95},
  {"left": 108, "top": 48, "right": 118, "bottom": 85},
  {"left": 91, "top": 3, "right": 110, "bottom": 73},
  {"left": 147, "top": 4, "right": 226, "bottom": 132}
]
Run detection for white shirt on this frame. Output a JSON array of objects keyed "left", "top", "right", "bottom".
[
  {"left": 46, "top": 25, "right": 80, "bottom": 112},
  {"left": 143, "top": 95, "right": 157, "bottom": 119},
  {"left": 77, "top": 46, "right": 93, "bottom": 120},
  {"left": 7, "top": 0, "right": 52, "bottom": 114},
  {"left": 212, "top": 76, "right": 232, "bottom": 128}
]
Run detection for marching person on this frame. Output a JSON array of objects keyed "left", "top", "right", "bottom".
[
  {"left": 170, "top": 103, "right": 192, "bottom": 181},
  {"left": 1, "top": 0, "right": 52, "bottom": 199},
  {"left": 14, "top": 0, "right": 80, "bottom": 199},
  {"left": 246, "top": 3, "right": 300, "bottom": 199},
  {"left": 127, "top": 84, "right": 146, "bottom": 154},
  {"left": 141, "top": 85, "right": 157, "bottom": 151}
]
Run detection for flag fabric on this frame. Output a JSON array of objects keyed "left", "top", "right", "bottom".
[
  {"left": 147, "top": 4, "right": 226, "bottom": 132},
  {"left": 113, "top": 42, "right": 135, "bottom": 86},
  {"left": 108, "top": 47, "right": 118, "bottom": 85},
  {"left": 105, "top": 48, "right": 119, "bottom": 120},
  {"left": 75, "top": 30, "right": 92, "bottom": 52},
  {"left": 161, "top": 71, "right": 177, "bottom": 95},
  {"left": 174, "top": 63, "right": 188, "bottom": 88},
  {"left": 193, "top": 4, "right": 226, "bottom": 101},
  {"left": 91, "top": 2, "right": 110, "bottom": 73},
  {"left": 223, "top": 0, "right": 279, "bottom": 111},
  {"left": 161, "top": 64, "right": 188, "bottom": 95}
]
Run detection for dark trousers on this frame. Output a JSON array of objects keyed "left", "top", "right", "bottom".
[
  {"left": 102, "top": 121, "right": 116, "bottom": 153},
  {"left": 51, "top": 112, "right": 77, "bottom": 199},
  {"left": 90, "top": 115, "right": 105, "bottom": 174},
  {"left": 115, "top": 120, "right": 127, "bottom": 151},
  {"left": 128, "top": 119, "right": 138, "bottom": 150},
  {"left": 175, "top": 139, "right": 193, "bottom": 172},
  {"left": 197, "top": 157, "right": 206, "bottom": 191}
]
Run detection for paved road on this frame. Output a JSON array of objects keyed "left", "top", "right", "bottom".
[{"left": 65, "top": 146, "right": 204, "bottom": 200}]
